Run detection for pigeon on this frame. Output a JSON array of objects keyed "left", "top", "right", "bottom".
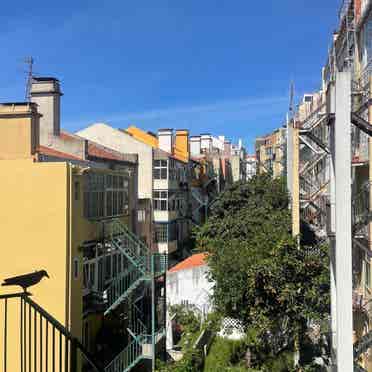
[{"left": 2, "top": 270, "right": 49, "bottom": 292}]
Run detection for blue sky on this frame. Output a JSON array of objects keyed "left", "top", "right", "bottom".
[{"left": 0, "top": 1, "right": 340, "bottom": 152}]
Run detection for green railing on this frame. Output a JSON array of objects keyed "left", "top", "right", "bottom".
[
  {"left": 105, "top": 268, "right": 144, "bottom": 315},
  {"left": 104, "top": 220, "right": 151, "bottom": 274},
  {"left": 101, "top": 220, "right": 167, "bottom": 372},
  {"left": 1, "top": 292, "right": 103, "bottom": 372},
  {"left": 104, "top": 339, "right": 143, "bottom": 372}
]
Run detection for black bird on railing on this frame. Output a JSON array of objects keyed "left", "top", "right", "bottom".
[{"left": 2, "top": 270, "right": 49, "bottom": 292}]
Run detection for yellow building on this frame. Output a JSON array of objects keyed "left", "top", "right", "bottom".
[
  {"left": 255, "top": 127, "right": 286, "bottom": 179},
  {"left": 0, "top": 102, "right": 166, "bottom": 371}
]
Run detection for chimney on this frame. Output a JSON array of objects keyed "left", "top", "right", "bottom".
[
  {"left": 158, "top": 128, "right": 173, "bottom": 153},
  {"left": 30, "top": 77, "right": 62, "bottom": 146},
  {"left": 175, "top": 129, "right": 189, "bottom": 159},
  {"left": 200, "top": 134, "right": 212, "bottom": 153},
  {"left": 0, "top": 102, "right": 40, "bottom": 159},
  {"left": 190, "top": 136, "right": 201, "bottom": 156}
]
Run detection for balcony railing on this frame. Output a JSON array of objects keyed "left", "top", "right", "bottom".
[
  {"left": 0, "top": 292, "right": 102, "bottom": 372},
  {"left": 352, "top": 182, "right": 371, "bottom": 237},
  {"left": 352, "top": 126, "right": 369, "bottom": 163}
]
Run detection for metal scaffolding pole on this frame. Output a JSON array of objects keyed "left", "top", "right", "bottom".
[
  {"left": 327, "top": 81, "right": 337, "bottom": 367},
  {"left": 334, "top": 71, "right": 353, "bottom": 371},
  {"left": 292, "top": 123, "right": 300, "bottom": 237},
  {"left": 287, "top": 117, "right": 293, "bottom": 199}
]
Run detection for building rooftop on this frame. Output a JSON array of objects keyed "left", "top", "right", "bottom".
[
  {"left": 88, "top": 142, "right": 137, "bottom": 163},
  {"left": 37, "top": 145, "right": 83, "bottom": 161},
  {"left": 168, "top": 253, "right": 208, "bottom": 273}
]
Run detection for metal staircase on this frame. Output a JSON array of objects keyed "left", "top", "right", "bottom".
[
  {"left": 298, "top": 107, "right": 330, "bottom": 236},
  {"left": 102, "top": 219, "right": 167, "bottom": 372}
]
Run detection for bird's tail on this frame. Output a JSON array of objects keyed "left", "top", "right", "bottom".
[{"left": 1, "top": 282, "right": 13, "bottom": 286}]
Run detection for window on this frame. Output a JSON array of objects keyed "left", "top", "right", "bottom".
[
  {"left": 154, "top": 191, "right": 168, "bottom": 210},
  {"left": 364, "top": 15, "right": 372, "bottom": 64},
  {"left": 84, "top": 173, "right": 129, "bottom": 219},
  {"left": 73, "top": 258, "right": 79, "bottom": 279},
  {"left": 84, "top": 173, "right": 104, "bottom": 219},
  {"left": 169, "top": 159, "right": 177, "bottom": 180},
  {"left": 153, "top": 190, "right": 176, "bottom": 211},
  {"left": 154, "top": 223, "right": 168, "bottom": 243},
  {"left": 138, "top": 210, "right": 146, "bottom": 222},
  {"left": 154, "top": 160, "right": 168, "bottom": 179},
  {"left": 154, "top": 222, "right": 177, "bottom": 243},
  {"left": 106, "top": 176, "right": 128, "bottom": 218}
]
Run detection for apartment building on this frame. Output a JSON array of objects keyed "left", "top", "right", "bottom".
[
  {"left": 286, "top": 1, "right": 372, "bottom": 370},
  {"left": 189, "top": 133, "right": 239, "bottom": 192},
  {"left": 77, "top": 124, "right": 207, "bottom": 261},
  {"left": 0, "top": 78, "right": 167, "bottom": 372},
  {"left": 245, "top": 154, "right": 257, "bottom": 179},
  {"left": 255, "top": 127, "right": 286, "bottom": 178}
]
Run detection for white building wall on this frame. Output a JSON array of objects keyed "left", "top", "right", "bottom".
[
  {"left": 212, "top": 136, "right": 224, "bottom": 152},
  {"left": 167, "top": 265, "right": 213, "bottom": 315},
  {"left": 76, "top": 123, "right": 153, "bottom": 199}
]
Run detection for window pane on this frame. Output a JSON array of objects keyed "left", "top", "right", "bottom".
[
  {"left": 106, "top": 191, "right": 113, "bottom": 216},
  {"left": 161, "top": 160, "right": 167, "bottom": 167},
  {"left": 118, "top": 192, "right": 124, "bottom": 214},
  {"left": 161, "top": 200, "right": 167, "bottom": 211},
  {"left": 161, "top": 168, "right": 167, "bottom": 179},
  {"left": 113, "top": 191, "right": 118, "bottom": 215},
  {"left": 154, "top": 169, "right": 160, "bottom": 179},
  {"left": 106, "top": 175, "right": 113, "bottom": 188},
  {"left": 154, "top": 160, "right": 161, "bottom": 167}
]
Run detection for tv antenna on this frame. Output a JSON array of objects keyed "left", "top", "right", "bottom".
[
  {"left": 289, "top": 80, "right": 295, "bottom": 120},
  {"left": 25, "top": 57, "right": 34, "bottom": 102}
]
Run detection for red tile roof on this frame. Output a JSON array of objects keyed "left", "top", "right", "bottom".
[
  {"left": 59, "top": 131, "right": 80, "bottom": 141},
  {"left": 168, "top": 253, "right": 208, "bottom": 273},
  {"left": 87, "top": 142, "right": 130, "bottom": 162},
  {"left": 37, "top": 145, "right": 83, "bottom": 161}
]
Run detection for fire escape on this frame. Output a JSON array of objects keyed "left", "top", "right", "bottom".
[
  {"left": 101, "top": 219, "right": 167, "bottom": 372},
  {"left": 82, "top": 171, "right": 167, "bottom": 372},
  {"left": 351, "top": 52, "right": 372, "bottom": 370},
  {"left": 298, "top": 100, "right": 332, "bottom": 238}
]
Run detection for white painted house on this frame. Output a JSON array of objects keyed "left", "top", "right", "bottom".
[{"left": 167, "top": 253, "right": 213, "bottom": 317}]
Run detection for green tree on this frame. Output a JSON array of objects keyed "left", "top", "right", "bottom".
[{"left": 194, "top": 174, "right": 330, "bottom": 366}]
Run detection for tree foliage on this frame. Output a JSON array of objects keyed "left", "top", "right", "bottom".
[{"left": 194, "top": 174, "right": 330, "bottom": 350}]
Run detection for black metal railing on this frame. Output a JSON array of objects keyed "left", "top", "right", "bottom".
[{"left": 1, "top": 292, "right": 103, "bottom": 372}]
